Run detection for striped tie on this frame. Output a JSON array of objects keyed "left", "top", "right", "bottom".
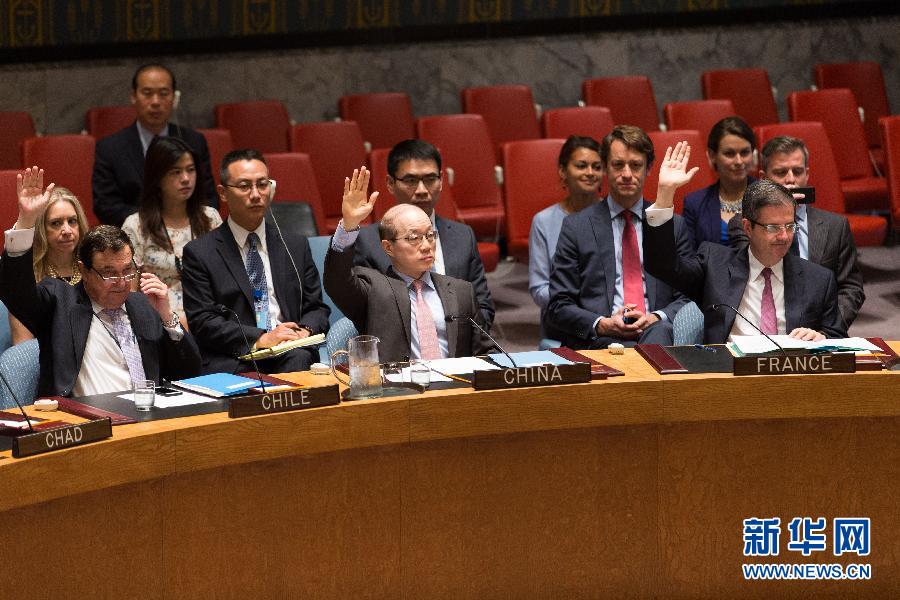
[{"left": 102, "top": 308, "right": 147, "bottom": 385}]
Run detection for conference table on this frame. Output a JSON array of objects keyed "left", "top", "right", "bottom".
[{"left": 1, "top": 345, "right": 898, "bottom": 599}]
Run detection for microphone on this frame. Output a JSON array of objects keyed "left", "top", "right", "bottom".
[
  {"left": 445, "top": 314, "right": 518, "bottom": 368},
  {"left": 0, "top": 369, "right": 34, "bottom": 432},
  {"left": 709, "top": 303, "right": 787, "bottom": 355},
  {"left": 214, "top": 304, "right": 267, "bottom": 392}
]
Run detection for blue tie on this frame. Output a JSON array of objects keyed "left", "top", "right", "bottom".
[{"left": 245, "top": 232, "right": 271, "bottom": 330}]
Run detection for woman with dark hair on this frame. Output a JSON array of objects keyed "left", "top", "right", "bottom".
[
  {"left": 122, "top": 137, "right": 222, "bottom": 327},
  {"left": 682, "top": 116, "right": 757, "bottom": 249},
  {"left": 529, "top": 135, "right": 602, "bottom": 313}
]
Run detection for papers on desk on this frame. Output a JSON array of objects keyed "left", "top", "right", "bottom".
[
  {"left": 118, "top": 390, "right": 220, "bottom": 409},
  {"left": 730, "top": 335, "right": 883, "bottom": 356},
  {"left": 488, "top": 350, "right": 574, "bottom": 368},
  {"left": 383, "top": 356, "right": 499, "bottom": 383}
]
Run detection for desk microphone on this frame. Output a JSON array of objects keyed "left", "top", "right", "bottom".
[
  {"left": 709, "top": 303, "right": 787, "bottom": 355},
  {"left": 214, "top": 304, "right": 267, "bottom": 392},
  {"left": 445, "top": 314, "right": 518, "bottom": 368},
  {"left": 0, "top": 370, "right": 34, "bottom": 432}
]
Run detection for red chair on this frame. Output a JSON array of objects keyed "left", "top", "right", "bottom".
[
  {"left": 663, "top": 100, "right": 736, "bottom": 138},
  {"left": 462, "top": 85, "right": 541, "bottom": 159},
  {"left": 581, "top": 76, "right": 661, "bottom": 132},
  {"left": 0, "top": 112, "right": 36, "bottom": 170},
  {"left": 701, "top": 69, "right": 779, "bottom": 128},
  {"left": 0, "top": 170, "right": 19, "bottom": 251},
  {"left": 787, "top": 89, "right": 888, "bottom": 213},
  {"left": 755, "top": 122, "right": 887, "bottom": 246},
  {"left": 84, "top": 105, "right": 134, "bottom": 140},
  {"left": 197, "top": 128, "right": 234, "bottom": 219},
  {"left": 215, "top": 100, "right": 290, "bottom": 153},
  {"left": 22, "top": 135, "right": 98, "bottom": 227},
  {"left": 290, "top": 121, "right": 368, "bottom": 233},
  {"left": 815, "top": 62, "right": 890, "bottom": 170},
  {"left": 262, "top": 152, "right": 326, "bottom": 234},
  {"left": 878, "top": 116, "right": 900, "bottom": 231},
  {"left": 646, "top": 130, "right": 715, "bottom": 214},
  {"left": 338, "top": 92, "right": 415, "bottom": 151},
  {"left": 500, "top": 139, "right": 567, "bottom": 262},
  {"left": 416, "top": 114, "right": 505, "bottom": 241},
  {"left": 541, "top": 106, "right": 614, "bottom": 142}
]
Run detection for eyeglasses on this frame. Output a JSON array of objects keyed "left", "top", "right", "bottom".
[
  {"left": 91, "top": 262, "right": 139, "bottom": 284},
  {"left": 223, "top": 178, "right": 272, "bottom": 194},
  {"left": 747, "top": 219, "right": 797, "bottom": 234},
  {"left": 392, "top": 174, "right": 441, "bottom": 189},
  {"left": 391, "top": 230, "right": 438, "bottom": 245}
]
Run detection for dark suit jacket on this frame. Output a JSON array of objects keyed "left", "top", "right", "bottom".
[
  {"left": 545, "top": 200, "right": 691, "bottom": 349},
  {"left": 352, "top": 216, "right": 496, "bottom": 327},
  {"left": 727, "top": 207, "right": 864, "bottom": 330},
  {"left": 682, "top": 177, "right": 756, "bottom": 250},
  {"left": 645, "top": 217, "right": 846, "bottom": 343},
  {"left": 92, "top": 122, "right": 218, "bottom": 226},
  {"left": 0, "top": 249, "right": 202, "bottom": 397},
  {"left": 181, "top": 222, "right": 331, "bottom": 374},
  {"left": 324, "top": 240, "right": 492, "bottom": 363}
]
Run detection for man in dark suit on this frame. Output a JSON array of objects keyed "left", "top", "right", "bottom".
[
  {"left": 92, "top": 63, "right": 217, "bottom": 226},
  {"left": 1, "top": 168, "right": 201, "bottom": 397},
  {"left": 181, "top": 149, "right": 330, "bottom": 374},
  {"left": 324, "top": 167, "right": 491, "bottom": 363},
  {"left": 728, "top": 136, "right": 864, "bottom": 330},
  {"left": 350, "top": 139, "right": 495, "bottom": 328},
  {"left": 546, "top": 125, "right": 690, "bottom": 349},
  {"left": 645, "top": 142, "right": 846, "bottom": 343}
]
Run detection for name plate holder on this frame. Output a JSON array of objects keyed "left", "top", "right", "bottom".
[
  {"left": 12, "top": 418, "right": 113, "bottom": 459},
  {"left": 733, "top": 352, "right": 856, "bottom": 376},
  {"left": 473, "top": 362, "right": 595, "bottom": 391},
  {"left": 228, "top": 385, "right": 340, "bottom": 418}
]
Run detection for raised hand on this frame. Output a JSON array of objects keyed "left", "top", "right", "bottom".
[
  {"left": 15, "top": 166, "right": 55, "bottom": 229},
  {"left": 139, "top": 272, "right": 173, "bottom": 321},
  {"left": 655, "top": 142, "right": 699, "bottom": 209},
  {"left": 341, "top": 166, "right": 379, "bottom": 231}
]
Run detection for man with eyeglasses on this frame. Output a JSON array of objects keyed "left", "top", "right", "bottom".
[
  {"left": 644, "top": 142, "right": 846, "bottom": 343},
  {"left": 92, "top": 63, "right": 217, "bottom": 227},
  {"left": 348, "top": 139, "right": 495, "bottom": 328},
  {"left": 2, "top": 167, "right": 202, "bottom": 397},
  {"left": 181, "top": 149, "right": 330, "bottom": 374},
  {"left": 324, "top": 167, "right": 491, "bottom": 362}
]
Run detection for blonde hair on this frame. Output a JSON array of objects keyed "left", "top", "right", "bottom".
[{"left": 32, "top": 187, "right": 89, "bottom": 281}]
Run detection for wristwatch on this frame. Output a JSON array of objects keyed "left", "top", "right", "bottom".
[{"left": 163, "top": 312, "right": 180, "bottom": 329}]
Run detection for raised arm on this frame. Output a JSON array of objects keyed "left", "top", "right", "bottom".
[
  {"left": 653, "top": 142, "right": 698, "bottom": 209},
  {"left": 15, "top": 166, "right": 55, "bottom": 230},
  {"left": 341, "top": 166, "right": 379, "bottom": 231}
]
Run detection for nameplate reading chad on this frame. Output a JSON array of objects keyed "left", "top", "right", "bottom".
[
  {"left": 733, "top": 352, "right": 856, "bottom": 376},
  {"left": 473, "top": 363, "right": 594, "bottom": 390},
  {"left": 228, "top": 385, "right": 340, "bottom": 418},
  {"left": 12, "top": 418, "right": 112, "bottom": 459}
]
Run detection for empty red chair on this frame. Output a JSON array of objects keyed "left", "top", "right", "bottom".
[
  {"left": 664, "top": 99, "right": 736, "bottom": 138},
  {"left": 0, "top": 112, "right": 35, "bottom": 170},
  {"left": 338, "top": 92, "right": 415, "bottom": 151},
  {"left": 290, "top": 121, "right": 368, "bottom": 233},
  {"left": 541, "top": 106, "right": 614, "bottom": 142},
  {"left": 581, "top": 76, "right": 661, "bottom": 132},
  {"left": 646, "top": 130, "right": 715, "bottom": 214},
  {"left": 462, "top": 85, "right": 541, "bottom": 159},
  {"left": 84, "top": 105, "right": 135, "bottom": 140},
  {"left": 755, "top": 122, "right": 887, "bottom": 246},
  {"left": 197, "top": 128, "right": 234, "bottom": 219},
  {"left": 879, "top": 116, "right": 900, "bottom": 230},
  {"left": 416, "top": 114, "right": 505, "bottom": 241},
  {"left": 215, "top": 100, "right": 290, "bottom": 153},
  {"left": 262, "top": 152, "right": 326, "bottom": 234},
  {"left": 0, "top": 170, "right": 19, "bottom": 250},
  {"left": 701, "top": 69, "right": 779, "bottom": 128},
  {"left": 787, "top": 89, "right": 888, "bottom": 212},
  {"left": 22, "top": 135, "right": 98, "bottom": 226}
]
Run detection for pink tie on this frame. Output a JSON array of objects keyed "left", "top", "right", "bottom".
[
  {"left": 760, "top": 267, "right": 777, "bottom": 335},
  {"left": 621, "top": 211, "right": 646, "bottom": 314},
  {"left": 412, "top": 279, "right": 441, "bottom": 360}
]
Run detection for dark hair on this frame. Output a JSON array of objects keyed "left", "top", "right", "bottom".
[
  {"left": 742, "top": 179, "right": 796, "bottom": 223},
  {"left": 79, "top": 226, "right": 134, "bottom": 269},
  {"left": 139, "top": 137, "right": 214, "bottom": 251},
  {"left": 707, "top": 116, "right": 756, "bottom": 153},
  {"left": 220, "top": 148, "right": 267, "bottom": 185},
  {"left": 558, "top": 135, "right": 601, "bottom": 169},
  {"left": 760, "top": 136, "right": 809, "bottom": 172},
  {"left": 131, "top": 63, "right": 177, "bottom": 91},
  {"left": 600, "top": 125, "right": 655, "bottom": 168},
  {"left": 387, "top": 139, "right": 441, "bottom": 177}
]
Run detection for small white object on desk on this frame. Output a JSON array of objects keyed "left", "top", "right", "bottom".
[
  {"left": 310, "top": 363, "right": 330, "bottom": 375},
  {"left": 33, "top": 398, "right": 59, "bottom": 411},
  {"left": 608, "top": 343, "right": 625, "bottom": 355}
]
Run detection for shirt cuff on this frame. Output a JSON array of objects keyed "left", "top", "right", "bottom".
[
  {"left": 652, "top": 310, "right": 668, "bottom": 323},
  {"left": 644, "top": 205, "right": 673, "bottom": 227},
  {"left": 164, "top": 323, "right": 185, "bottom": 341},
  {"left": 4, "top": 226, "right": 35, "bottom": 256},
  {"left": 331, "top": 219, "right": 360, "bottom": 252}
]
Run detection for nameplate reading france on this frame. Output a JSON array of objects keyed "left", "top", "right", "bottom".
[
  {"left": 228, "top": 385, "right": 340, "bottom": 418},
  {"left": 733, "top": 352, "right": 855, "bottom": 376},
  {"left": 12, "top": 418, "right": 113, "bottom": 459},
  {"left": 473, "top": 363, "right": 594, "bottom": 390}
]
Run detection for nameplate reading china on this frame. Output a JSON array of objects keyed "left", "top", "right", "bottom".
[
  {"left": 733, "top": 352, "right": 855, "bottom": 376},
  {"left": 228, "top": 385, "right": 340, "bottom": 418},
  {"left": 473, "top": 363, "right": 594, "bottom": 390},
  {"left": 12, "top": 418, "right": 112, "bottom": 459}
]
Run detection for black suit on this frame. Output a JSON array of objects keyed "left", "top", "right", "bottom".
[
  {"left": 0, "top": 249, "right": 202, "bottom": 397},
  {"left": 181, "top": 222, "right": 330, "bottom": 374},
  {"left": 92, "top": 122, "right": 218, "bottom": 227},
  {"left": 351, "top": 216, "right": 495, "bottom": 327}
]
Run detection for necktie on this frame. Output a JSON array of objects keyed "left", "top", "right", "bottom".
[
  {"left": 245, "top": 232, "right": 271, "bottom": 330},
  {"left": 621, "top": 211, "right": 646, "bottom": 314},
  {"left": 101, "top": 308, "right": 147, "bottom": 385},
  {"left": 760, "top": 267, "right": 777, "bottom": 335},
  {"left": 412, "top": 279, "right": 441, "bottom": 360}
]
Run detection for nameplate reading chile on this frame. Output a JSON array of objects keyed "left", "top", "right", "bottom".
[
  {"left": 12, "top": 418, "right": 113, "bottom": 459},
  {"left": 228, "top": 385, "right": 340, "bottom": 418},
  {"left": 733, "top": 352, "right": 856, "bottom": 376},
  {"left": 473, "top": 363, "right": 594, "bottom": 390}
]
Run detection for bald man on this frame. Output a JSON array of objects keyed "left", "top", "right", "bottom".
[{"left": 324, "top": 167, "right": 491, "bottom": 362}]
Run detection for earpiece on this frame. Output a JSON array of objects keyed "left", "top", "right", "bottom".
[{"left": 173, "top": 90, "right": 181, "bottom": 110}]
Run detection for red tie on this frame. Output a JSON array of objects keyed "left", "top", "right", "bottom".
[
  {"left": 621, "top": 211, "right": 646, "bottom": 314},
  {"left": 412, "top": 279, "right": 442, "bottom": 360},
  {"left": 760, "top": 267, "right": 777, "bottom": 335}
]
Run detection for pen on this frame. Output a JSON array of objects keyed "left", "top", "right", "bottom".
[
  {"left": 694, "top": 344, "right": 717, "bottom": 353},
  {"left": 427, "top": 366, "right": 472, "bottom": 385}
]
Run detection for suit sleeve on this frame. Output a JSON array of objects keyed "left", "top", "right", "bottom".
[
  {"left": 818, "top": 272, "right": 847, "bottom": 339},
  {"left": 323, "top": 241, "right": 370, "bottom": 331},
  {"left": 157, "top": 322, "right": 203, "bottom": 380},
  {"left": 546, "top": 218, "right": 600, "bottom": 342},
  {"left": 469, "top": 285, "right": 495, "bottom": 356},
  {"left": 92, "top": 139, "right": 136, "bottom": 227},
  {"left": 0, "top": 249, "right": 51, "bottom": 336},
  {"left": 643, "top": 217, "right": 707, "bottom": 304},
  {"left": 653, "top": 217, "right": 693, "bottom": 321},
  {"left": 832, "top": 217, "right": 865, "bottom": 329},
  {"left": 727, "top": 213, "right": 748, "bottom": 250},
  {"left": 681, "top": 196, "right": 701, "bottom": 250}
]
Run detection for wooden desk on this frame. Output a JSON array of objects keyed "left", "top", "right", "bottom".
[{"left": 2, "top": 347, "right": 898, "bottom": 598}]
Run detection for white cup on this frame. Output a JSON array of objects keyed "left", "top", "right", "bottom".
[
  {"left": 133, "top": 379, "right": 155, "bottom": 412},
  {"left": 410, "top": 359, "right": 431, "bottom": 388}
]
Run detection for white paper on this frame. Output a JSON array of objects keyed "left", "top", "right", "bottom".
[
  {"left": 0, "top": 419, "right": 35, "bottom": 429},
  {"left": 730, "top": 335, "right": 883, "bottom": 355},
  {"left": 118, "top": 390, "right": 220, "bottom": 409},
  {"left": 383, "top": 356, "right": 499, "bottom": 384}
]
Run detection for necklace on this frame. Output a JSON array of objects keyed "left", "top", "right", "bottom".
[
  {"left": 47, "top": 258, "right": 82, "bottom": 286},
  {"left": 719, "top": 194, "right": 742, "bottom": 214}
]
